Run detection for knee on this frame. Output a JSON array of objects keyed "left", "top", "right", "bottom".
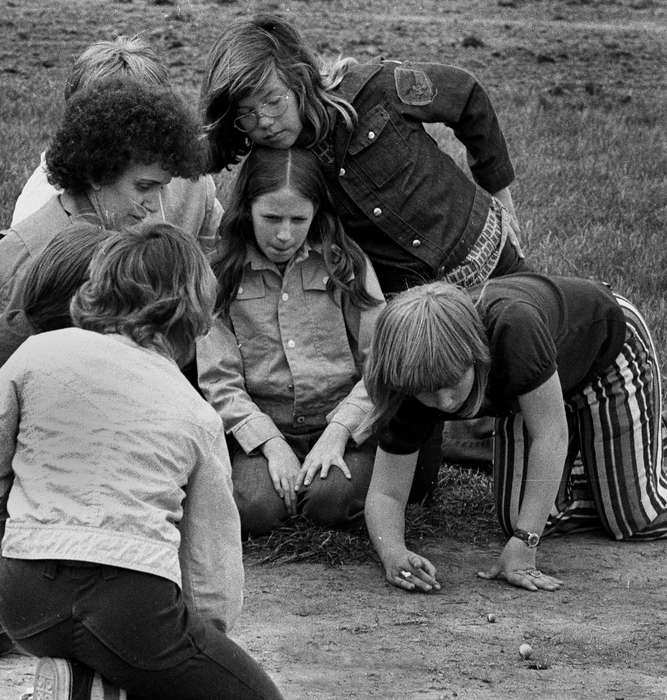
[
  {"left": 234, "top": 488, "right": 287, "bottom": 537},
  {"left": 301, "top": 471, "right": 366, "bottom": 529}
]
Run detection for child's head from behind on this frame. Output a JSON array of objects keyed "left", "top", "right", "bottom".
[
  {"left": 65, "top": 34, "right": 169, "bottom": 100},
  {"left": 201, "top": 14, "right": 354, "bottom": 170},
  {"left": 71, "top": 222, "right": 217, "bottom": 365},
  {"left": 23, "top": 222, "right": 109, "bottom": 333},
  {"left": 365, "top": 282, "right": 491, "bottom": 427}
]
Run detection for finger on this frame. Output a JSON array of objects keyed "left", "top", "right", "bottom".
[
  {"left": 271, "top": 474, "right": 284, "bottom": 499},
  {"left": 331, "top": 458, "right": 351, "bottom": 480},
  {"left": 388, "top": 571, "right": 416, "bottom": 591},
  {"left": 532, "top": 573, "right": 564, "bottom": 591},
  {"left": 301, "top": 465, "right": 320, "bottom": 487},
  {"left": 319, "top": 462, "right": 331, "bottom": 480},
  {"left": 282, "top": 479, "right": 297, "bottom": 514},
  {"left": 404, "top": 562, "right": 439, "bottom": 591},
  {"left": 295, "top": 465, "right": 309, "bottom": 490},
  {"left": 477, "top": 565, "right": 501, "bottom": 580}
]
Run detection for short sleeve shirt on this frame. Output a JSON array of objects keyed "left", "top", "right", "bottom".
[{"left": 378, "top": 273, "right": 626, "bottom": 454}]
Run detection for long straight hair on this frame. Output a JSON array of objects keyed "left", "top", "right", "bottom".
[
  {"left": 365, "top": 282, "right": 491, "bottom": 429},
  {"left": 213, "top": 147, "right": 381, "bottom": 317},
  {"left": 201, "top": 14, "right": 357, "bottom": 170}
]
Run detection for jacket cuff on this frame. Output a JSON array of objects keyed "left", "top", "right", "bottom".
[
  {"left": 327, "top": 400, "right": 373, "bottom": 445},
  {"left": 231, "top": 414, "right": 283, "bottom": 454},
  {"left": 474, "top": 160, "right": 515, "bottom": 194}
]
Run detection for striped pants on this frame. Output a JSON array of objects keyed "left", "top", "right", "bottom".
[{"left": 494, "top": 295, "right": 667, "bottom": 541}]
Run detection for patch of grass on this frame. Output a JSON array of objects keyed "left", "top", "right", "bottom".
[{"left": 243, "top": 463, "right": 499, "bottom": 568}]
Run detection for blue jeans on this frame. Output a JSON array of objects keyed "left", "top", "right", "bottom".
[{"left": 0, "top": 558, "right": 284, "bottom": 700}]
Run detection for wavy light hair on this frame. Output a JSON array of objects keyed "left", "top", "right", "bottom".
[
  {"left": 71, "top": 222, "right": 217, "bottom": 365},
  {"left": 213, "top": 146, "right": 381, "bottom": 316},
  {"left": 365, "top": 282, "right": 491, "bottom": 428},
  {"left": 64, "top": 34, "right": 169, "bottom": 100},
  {"left": 201, "top": 13, "right": 357, "bottom": 170}
]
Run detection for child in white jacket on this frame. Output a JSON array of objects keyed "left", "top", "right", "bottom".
[{"left": 0, "top": 222, "right": 283, "bottom": 699}]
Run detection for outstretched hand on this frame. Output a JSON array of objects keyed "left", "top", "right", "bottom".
[
  {"left": 383, "top": 549, "right": 441, "bottom": 593},
  {"left": 477, "top": 538, "right": 563, "bottom": 592}
]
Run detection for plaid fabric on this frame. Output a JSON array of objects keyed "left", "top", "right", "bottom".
[{"left": 493, "top": 294, "right": 667, "bottom": 540}]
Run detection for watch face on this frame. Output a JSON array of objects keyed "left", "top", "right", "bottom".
[{"left": 527, "top": 533, "right": 540, "bottom": 547}]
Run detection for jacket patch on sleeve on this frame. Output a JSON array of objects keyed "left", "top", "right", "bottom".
[{"left": 394, "top": 66, "right": 435, "bottom": 106}]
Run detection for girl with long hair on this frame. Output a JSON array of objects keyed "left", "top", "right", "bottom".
[{"left": 198, "top": 147, "right": 385, "bottom": 536}]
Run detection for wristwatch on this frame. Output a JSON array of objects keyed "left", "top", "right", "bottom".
[{"left": 512, "top": 528, "right": 541, "bottom": 548}]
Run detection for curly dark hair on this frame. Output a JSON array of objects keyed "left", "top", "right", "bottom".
[{"left": 46, "top": 78, "right": 206, "bottom": 193}]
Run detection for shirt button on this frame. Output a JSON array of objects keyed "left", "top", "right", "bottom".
[
  {"left": 281, "top": 292, "right": 289, "bottom": 301},
  {"left": 287, "top": 339, "right": 296, "bottom": 348},
  {"left": 373, "top": 207, "right": 382, "bottom": 217},
  {"left": 296, "top": 416, "right": 305, "bottom": 424},
  {"left": 412, "top": 239, "right": 421, "bottom": 247},
  {"left": 368, "top": 131, "right": 375, "bottom": 140},
  {"left": 339, "top": 167, "right": 346, "bottom": 176}
]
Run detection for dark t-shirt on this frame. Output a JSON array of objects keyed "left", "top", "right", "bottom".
[{"left": 378, "top": 273, "right": 627, "bottom": 454}]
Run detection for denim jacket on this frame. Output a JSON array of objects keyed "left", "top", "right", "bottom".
[
  {"left": 0, "top": 329, "right": 244, "bottom": 632},
  {"left": 322, "top": 61, "right": 515, "bottom": 290},
  {"left": 197, "top": 243, "right": 385, "bottom": 453}
]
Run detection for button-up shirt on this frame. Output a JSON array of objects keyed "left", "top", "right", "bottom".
[{"left": 197, "top": 243, "right": 385, "bottom": 453}]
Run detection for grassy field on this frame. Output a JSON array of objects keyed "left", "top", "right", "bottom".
[{"left": 0, "top": 0, "right": 664, "bottom": 556}]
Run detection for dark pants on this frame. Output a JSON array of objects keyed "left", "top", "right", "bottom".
[
  {"left": 230, "top": 431, "right": 376, "bottom": 537},
  {"left": 0, "top": 558, "right": 283, "bottom": 700}
]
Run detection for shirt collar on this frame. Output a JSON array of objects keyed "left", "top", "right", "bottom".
[{"left": 245, "top": 239, "right": 322, "bottom": 272}]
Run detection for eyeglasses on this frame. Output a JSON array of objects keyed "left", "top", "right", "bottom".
[{"left": 233, "top": 93, "right": 290, "bottom": 133}]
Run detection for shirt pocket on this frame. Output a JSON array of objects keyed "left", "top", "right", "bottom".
[
  {"left": 346, "top": 103, "right": 409, "bottom": 188},
  {"left": 230, "top": 276, "right": 274, "bottom": 374}
]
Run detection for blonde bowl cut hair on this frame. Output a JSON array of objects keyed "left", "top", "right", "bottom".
[
  {"left": 71, "top": 222, "right": 217, "bottom": 366},
  {"left": 364, "top": 282, "right": 491, "bottom": 429}
]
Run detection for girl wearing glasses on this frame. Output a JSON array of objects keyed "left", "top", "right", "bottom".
[
  {"left": 197, "top": 147, "right": 386, "bottom": 537},
  {"left": 200, "top": 13, "right": 525, "bottom": 500},
  {"left": 201, "top": 13, "right": 528, "bottom": 296}
]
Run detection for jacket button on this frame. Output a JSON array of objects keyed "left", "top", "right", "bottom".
[
  {"left": 296, "top": 416, "right": 305, "bottom": 424},
  {"left": 237, "top": 286, "right": 244, "bottom": 295},
  {"left": 281, "top": 292, "right": 289, "bottom": 301},
  {"left": 368, "top": 131, "right": 375, "bottom": 139},
  {"left": 339, "top": 167, "right": 346, "bottom": 176},
  {"left": 287, "top": 339, "right": 296, "bottom": 348},
  {"left": 412, "top": 239, "right": 421, "bottom": 247},
  {"left": 373, "top": 207, "right": 382, "bottom": 217},
  {"left": 322, "top": 276, "right": 329, "bottom": 284}
]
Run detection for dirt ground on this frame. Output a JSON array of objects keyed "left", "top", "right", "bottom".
[
  {"left": 0, "top": 0, "right": 666, "bottom": 698},
  {"left": 3, "top": 534, "right": 666, "bottom": 698}
]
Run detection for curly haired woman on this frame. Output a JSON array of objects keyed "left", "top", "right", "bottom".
[{"left": 0, "top": 77, "right": 205, "bottom": 366}]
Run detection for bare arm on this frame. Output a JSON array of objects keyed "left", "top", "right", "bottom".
[
  {"left": 478, "top": 371, "right": 567, "bottom": 591},
  {"left": 365, "top": 447, "right": 440, "bottom": 592}
]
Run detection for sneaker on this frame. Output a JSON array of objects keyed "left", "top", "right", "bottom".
[
  {"left": 32, "top": 658, "right": 127, "bottom": 700},
  {"left": 32, "top": 658, "right": 71, "bottom": 700}
]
